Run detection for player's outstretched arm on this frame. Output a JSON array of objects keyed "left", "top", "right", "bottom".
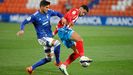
[
  {"left": 52, "top": 26, "right": 58, "bottom": 37},
  {"left": 16, "top": 15, "right": 35, "bottom": 37},
  {"left": 53, "top": 17, "right": 67, "bottom": 37}
]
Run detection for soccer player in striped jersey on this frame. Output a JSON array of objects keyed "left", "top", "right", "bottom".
[
  {"left": 17, "top": 0, "right": 65, "bottom": 74},
  {"left": 53, "top": 5, "right": 92, "bottom": 75}
]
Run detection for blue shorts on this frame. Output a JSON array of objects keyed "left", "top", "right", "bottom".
[{"left": 58, "top": 27, "right": 75, "bottom": 48}]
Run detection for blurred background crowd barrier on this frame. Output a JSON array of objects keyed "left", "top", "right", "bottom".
[{"left": 0, "top": 0, "right": 133, "bottom": 26}]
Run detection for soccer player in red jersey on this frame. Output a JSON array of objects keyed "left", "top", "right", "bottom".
[{"left": 53, "top": 5, "right": 92, "bottom": 75}]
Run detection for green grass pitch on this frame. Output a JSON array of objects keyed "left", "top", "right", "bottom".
[{"left": 0, "top": 22, "right": 133, "bottom": 75}]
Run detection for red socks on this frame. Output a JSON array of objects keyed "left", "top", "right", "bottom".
[
  {"left": 64, "top": 52, "right": 79, "bottom": 66},
  {"left": 64, "top": 41, "right": 85, "bottom": 66},
  {"left": 75, "top": 41, "right": 84, "bottom": 56}
]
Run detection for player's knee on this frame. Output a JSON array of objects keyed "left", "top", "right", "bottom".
[
  {"left": 80, "top": 38, "right": 83, "bottom": 42},
  {"left": 74, "top": 35, "right": 83, "bottom": 42},
  {"left": 46, "top": 41, "right": 52, "bottom": 47},
  {"left": 76, "top": 38, "right": 83, "bottom": 42},
  {"left": 45, "top": 52, "right": 54, "bottom": 62},
  {"left": 53, "top": 40, "right": 60, "bottom": 47},
  {"left": 44, "top": 48, "right": 50, "bottom": 53},
  {"left": 46, "top": 57, "right": 52, "bottom": 62}
]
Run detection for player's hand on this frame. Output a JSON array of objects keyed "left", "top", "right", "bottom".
[
  {"left": 52, "top": 32, "right": 55, "bottom": 37},
  {"left": 61, "top": 17, "right": 67, "bottom": 25},
  {"left": 16, "top": 30, "right": 24, "bottom": 37}
]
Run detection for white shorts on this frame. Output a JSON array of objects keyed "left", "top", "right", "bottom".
[
  {"left": 38, "top": 37, "right": 55, "bottom": 58},
  {"left": 38, "top": 37, "right": 54, "bottom": 46}
]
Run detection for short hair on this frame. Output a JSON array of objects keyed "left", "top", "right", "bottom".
[
  {"left": 40, "top": 0, "right": 50, "bottom": 7},
  {"left": 81, "top": 5, "right": 89, "bottom": 12}
]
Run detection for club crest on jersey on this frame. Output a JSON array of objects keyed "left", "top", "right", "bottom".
[{"left": 26, "top": 16, "right": 31, "bottom": 21}]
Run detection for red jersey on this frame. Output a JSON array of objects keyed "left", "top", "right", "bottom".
[
  {"left": 64, "top": 8, "right": 79, "bottom": 23},
  {"left": 53, "top": 8, "right": 79, "bottom": 35}
]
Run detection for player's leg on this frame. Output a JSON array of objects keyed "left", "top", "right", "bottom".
[
  {"left": 64, "top": 45, "right": 80, "bottom": 66},
  {"left": 70, "top": 31, "right": 84, "bottom": 57},
  {"left": 26, "top": 47, "right": 53, "bottom": 74},
  {"left": 60, "top": 46, "right": 79, "bottom": 75},
  {"left": 51, "top": 39, "right": 69, "bottom": 75},
  {"left": 32, "top": 47, "right": 53, "bottom": 69},
  {"left": 59, "top": 64, "right": 69, "bottom": 75},
  {"left": 51, "top": 40, "right": 61, "bottom": 65},
  {"left": 59, "top": 27, "right": 84, "bottom": 57},
  {"left": 26, "top": 38, "right": 54, "bottom": 74},
  {"left": 39, "top": 37, "right": 62, "bottom": 65},
  {"left": 58, "top": 28, "right": 84, "bottom": 66},
  {"left": 43, "top": 37, "right": 61, "bottom": 66},
  {"left": 58, "top": 28, "right": 79, "bottom": 66},
  {"left": 58, "top": 28, "right": 77, "bottom": 75},
  {"left": 38, "top": 37, "right": 61, "bottom": 65}
]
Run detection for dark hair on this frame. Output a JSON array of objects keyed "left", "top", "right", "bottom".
[
  {"left": 40, "top": 0, "right": 50, "bottom": 7},
  {"left": 81, "top": 5, "right": 89, "bottom": 12}
]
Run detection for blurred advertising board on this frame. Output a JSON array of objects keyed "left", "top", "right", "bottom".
[
  {"left": 0, "top": 14, "right": 133, "bottom": 26},
  {"left": 76, "top": 16, "right": 133, "bottom": 26}
]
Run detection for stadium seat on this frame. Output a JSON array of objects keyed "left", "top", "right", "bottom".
[
  {"left": 0, "top": 0, "right": 132, "bottom": 16},
  {"left": 88, "top": 0, "right": 133, "bottom": 16}
]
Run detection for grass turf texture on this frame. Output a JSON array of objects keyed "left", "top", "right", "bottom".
[{"left": 0, "top": 22, "right": 133, "bottom": 75}]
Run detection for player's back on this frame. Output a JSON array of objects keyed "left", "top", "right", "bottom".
[
  {"left": 57, "top": 8, "right": 79, "bottom": 29},
  {"left": 64, "top": 8, "right": 79, "bottom": 24}
]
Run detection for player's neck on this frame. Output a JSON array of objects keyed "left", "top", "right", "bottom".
[{"left": 39, "top": 9, "right": 45, "bottom": 14}]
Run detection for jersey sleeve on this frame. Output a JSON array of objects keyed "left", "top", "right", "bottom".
[
  {"left": 50, "top": 9, "right": 63, "bottom": 19},
  {"left": 20, "top": 15, "right": 35, "bottom": 30}
]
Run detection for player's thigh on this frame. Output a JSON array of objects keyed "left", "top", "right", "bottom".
[
  {"left": 58, "top": 28, "right": 74, "bottom": 40},
  {"left": 38, "top": 37, "right": 54, "bottom": 46},
  {"left": 62, "top": 39, "right": 75, "bottom": 48},
  {"left": 45, "top": 52, "right": 54, "bottom": 59},
  {"left": 71, "top": 45, "right": 78, "bottom": 53},
  {"left": 71, "top": 31, "right": 83, "bottom": 41}
]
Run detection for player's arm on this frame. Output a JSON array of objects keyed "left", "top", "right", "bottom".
[
  {"left": 50, "top": 9, "right": 67, "bottom": 24},
  {"left": 53, "top": 17, "right": 67, "bottom": 36},
  {"left": 50, "top": 9, "right": 67, "bottom": 36},
  {"left": 50, "top": 9, "right": 63, "bottom": 18},
  {"left": 52, "top": 25, "right": 58, "bottom": 36},
  {"left": 16, "top": 15, "right": 35, "bottom": 36}
]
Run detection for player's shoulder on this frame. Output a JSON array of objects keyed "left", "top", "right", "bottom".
[
  {"left": 48, "top": 9, "right": 56, "bottom": 13},
  {"left": 69, "top": 8, "right": 79, "bottom": 16},
  {"left": 46, "top": 9, "right": 57, "bottom": 15},
  {"left": 70, "top": 8, "right": 79, "bottom": 12},
  {"left": 69, "top": 8, "right": 79, "bottom": 14},
  {"left": 26, "top": 11, "right": 39, "bottom": 20},
  {"left": 32, "top": 10, "right": 40, "bottom": 16}
]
